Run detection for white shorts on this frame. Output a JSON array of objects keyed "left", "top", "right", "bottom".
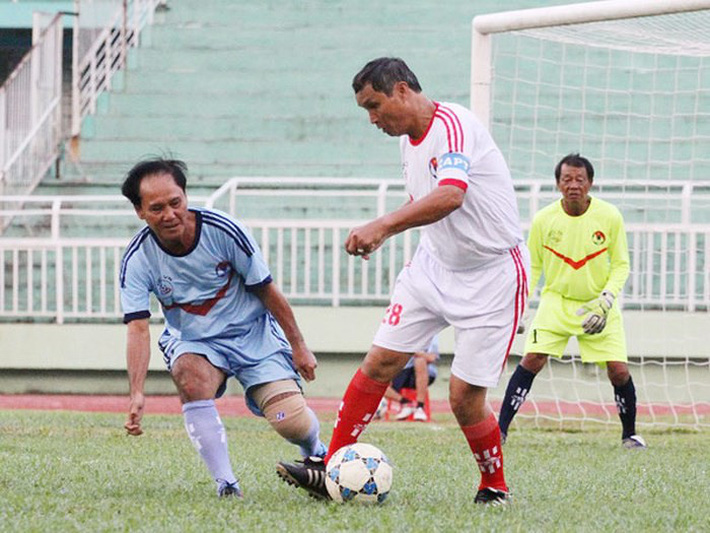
[{"left": 373, "top": 244, "right": 529, "bottom": 388}]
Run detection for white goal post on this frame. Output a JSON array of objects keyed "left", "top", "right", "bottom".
[
  {"left": 471, "top": 1, "right": 710, "bottom": 430},
  {"left": 470, "top": 0, "right": 710, "bottom": 186},
  {"left": 471, "top": 0, "right": 710, "bottom": 127}
]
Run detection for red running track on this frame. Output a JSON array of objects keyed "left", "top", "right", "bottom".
[
  {"left": 0, "top": 394, "right": 451, "bottom": 416},
  {"left": 1, "top": 394, "right": 705, "bottom": 417}
]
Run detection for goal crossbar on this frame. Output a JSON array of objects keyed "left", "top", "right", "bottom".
[
  {"left": 471, "top": 0, "right": 710, "bottom": 124},
  {"left": 473, "top": 0, "right": 710, "bottom": 35}
]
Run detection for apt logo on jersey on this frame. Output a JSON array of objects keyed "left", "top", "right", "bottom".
[
  {"left": 215, "top": 261, "right": 231, "bottom": 277},
  {"left": 592, "top": 230, "right": 606, "bottom": 245},
  {"left": 438, "top": 152, "right": 470, "bottom": 174}
]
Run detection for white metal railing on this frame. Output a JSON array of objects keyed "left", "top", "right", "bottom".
[
  {"left": 205, "top": 178, "right": 710, "bottom": 225},
  {"left": 0, "top": 221, "right": 708, "bottom": 323},
  {"left": 0, "top": 14, "right": 63, "bottom": 198},
  {"left": 2, "top": 178, "right": 710, "bottom": 237},
  {"left": 0, "top": 194, "right": 211, "bottom": 238},
  {"left": 0, "top": 178, "right": 709, "bottom": 321},
  {"left": 72, "top": 0, "right": 162, "bottom": 135},
  {"left": 0, "top": 1, "right": 162, "bottom": 227}
]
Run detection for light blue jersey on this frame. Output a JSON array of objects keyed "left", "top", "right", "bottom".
[
  {"left": 120, "top": 207, "right": 299, "bottom": 414},
  {"left": 403, "top": 335, "right": 439, "bottom": 383},
  {"left": 403, "top": 336, "right": 439, "bottom": 379}
]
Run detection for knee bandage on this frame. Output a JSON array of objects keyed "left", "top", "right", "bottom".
[{"left": 251, "top": 380, "right": 312, "bottom": 441}]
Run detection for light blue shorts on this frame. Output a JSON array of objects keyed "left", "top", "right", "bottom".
[{"left": 158, "top": 313, "right": 301, "bottom": 416}]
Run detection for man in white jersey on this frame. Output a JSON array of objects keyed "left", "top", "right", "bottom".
[
  {"left": 120, "top": 158, "right": 327, "bottom": 499},
  {"left": 277, "top": 57, "right": 529, "bottom": 506}
]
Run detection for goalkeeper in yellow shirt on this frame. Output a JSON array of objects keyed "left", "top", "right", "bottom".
[{"left": 498, "top": 153, "right": 646, "bottom": 449}]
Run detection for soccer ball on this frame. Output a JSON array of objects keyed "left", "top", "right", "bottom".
[{"left": 325, "top": 442, "right": 393, "bottom": 504}]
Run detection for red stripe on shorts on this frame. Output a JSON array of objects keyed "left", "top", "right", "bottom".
[{"left": 501, "top": 246, "right": 527, "bottom": 374}]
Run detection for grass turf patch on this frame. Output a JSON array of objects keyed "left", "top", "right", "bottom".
[{"left": 0, "top": 410, "right": 707, "bottom": 532}]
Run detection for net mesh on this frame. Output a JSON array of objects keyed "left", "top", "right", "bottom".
[
  {"left": 489, "top": 10, "right": 710, "bottom": 187},
  {"left": 484, "top": 5, "right": 710, "bottom": 430}
]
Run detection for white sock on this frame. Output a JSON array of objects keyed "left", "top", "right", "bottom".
[
  {"left": 290, "top": 407, "right": 327, "bottom": 458},
  {"left": 182, "top": 399, "right": 237, "bottom": 485}
]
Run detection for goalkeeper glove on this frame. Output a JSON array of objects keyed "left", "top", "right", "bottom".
[{"left": 576, "top": 290, "right": 615, "bottom": 334}]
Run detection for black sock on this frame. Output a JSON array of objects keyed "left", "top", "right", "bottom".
[
  {"left": 498, "top": 365, "right": 536, "bottom": 435},
  {"left": 417, "top": 402, "right": 425, "bottom": 409},
  {"left": 614, "top": 375, "right": 637, "bottom": 439},
  {"left": 400, "top": 397, "right": 411, "bottom": 406}
]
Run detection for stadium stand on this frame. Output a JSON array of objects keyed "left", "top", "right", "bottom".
[
  {"left": 45, "top": 0, "right": 576, "bottom": 192},
  {"left": 1, "top": 1, "right": 708, "bottom": 429}
]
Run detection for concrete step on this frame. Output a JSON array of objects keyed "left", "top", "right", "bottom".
[
  {"left": 147, "top": 2, "right": 446, "bottom": 32},
  {"left": 55, "top": 158, "right": 399, "bottom": 185},
  {"left": 120, "top": 68, "right": 354, "bottom": 96},
  {"left": 77, "top": 134, "right": 393, "bottom": 158},
  {"left": 96, "top": 90, "right": 358, "bottom": 117},
  {"left": 82, "top": 114, "right": 366, "bottom": 142}
]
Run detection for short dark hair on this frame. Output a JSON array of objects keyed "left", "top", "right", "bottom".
[
  {"left": 554, "top": 153, "right": 594, "bottom": 183},
  {"left": 121, "top": 158, "right": 188, "bottom": 207},
  {"left": 352, "top": 57, "right": 422, "bottom": 96}
]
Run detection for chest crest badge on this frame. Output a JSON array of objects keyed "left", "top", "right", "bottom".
[
  {"left": 428, "top": 157, "right": 438, "bottom": 180},
  {"left": 157, "top": 275, "right": 173, "bottom": 296},
  {"left": 592, "top": 230, "right": 606, "bottom": 245}
]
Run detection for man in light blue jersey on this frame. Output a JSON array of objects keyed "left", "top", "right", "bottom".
[{"left": 120, "top": 158, "right": 327, "bottom": 498}]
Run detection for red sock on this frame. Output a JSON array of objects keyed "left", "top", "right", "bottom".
[
  {"left": 325, "top": 368, "right": 388, "bottom": 463},
  {"left": 461, "top": 413, "right": 508, "bottom": 492}
]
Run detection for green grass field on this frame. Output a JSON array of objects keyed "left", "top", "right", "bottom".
[{"left": 0, "top": 410, "right": 707, "bottom": 532}]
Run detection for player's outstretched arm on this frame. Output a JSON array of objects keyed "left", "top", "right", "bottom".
[
  {"left": 125, "top": 318, "right": 151, "bottom": 436},
  {"left": 254, "top": 281, "right": 318, "bottom": 381},
  {"left": 345, "top": 185, "right": 464, "bottom": 259}
]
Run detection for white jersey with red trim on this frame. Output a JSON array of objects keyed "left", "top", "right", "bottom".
[{"left": 400, "top": 101, "right": 523, "bottom": 270}]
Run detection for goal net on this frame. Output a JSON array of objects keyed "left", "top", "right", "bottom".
[{"left": 471, "top": 0, "right": 710, "bottom": 430}]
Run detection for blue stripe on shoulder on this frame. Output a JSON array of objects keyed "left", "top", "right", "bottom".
[
  {"left": 120, "top": 228, "right": 151, "bottom": 287},
  {"left": 245, "top": 275, "right": 273, "bottom": 292},
  {"left": 201, "top": 210, "right": 255, "bottom": 256}
]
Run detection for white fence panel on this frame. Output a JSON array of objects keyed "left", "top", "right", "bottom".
[
  {"left": 0, "top": 223, "right": 707, "bottom": 323},
  {"left": 0, "top": 14, "right": 63, "bottom": 198}
]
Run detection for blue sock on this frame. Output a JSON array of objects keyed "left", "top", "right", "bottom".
[
  {"left": 289, "top": 407, "right": 328, "bottom": 458},
  {"left": 183, "top": 399, "right": 237, "bottom": 485}
]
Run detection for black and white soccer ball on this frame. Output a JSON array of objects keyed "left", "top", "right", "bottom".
[{"left": 325, "top": 442, "right": 393, "bottom": 504}]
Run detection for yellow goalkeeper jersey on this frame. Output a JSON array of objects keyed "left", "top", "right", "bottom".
[{"left": 528, "top": 196, "right": 629, "bottom": 301}]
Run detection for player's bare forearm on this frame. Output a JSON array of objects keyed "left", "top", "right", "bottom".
[
  {"left": 384, "top": 185, "right": 464, "bottom": 234},
  {"left": 254, "top": 282, "right": 317, "bottom": 381},
  {"left": 346, "top": 185, "right": 464, "bottom": 259},
  {"left": 125, "top": 319, "right": 151, "bottom": 435},
  {"left": 255, "top": 282, "right": 305, "bottom": 346},
  {"left": 126, "top": 319, "right": 151, "bottom": 394}
]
